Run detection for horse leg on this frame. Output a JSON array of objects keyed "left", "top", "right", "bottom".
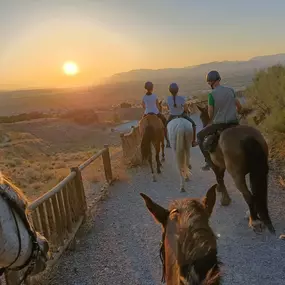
[
  {"left": 185, "top": 137, "right": 191, "bottom": 182},
  {"left": 212, "top": 166, "right": 231, "bottom": 206},
  {"left": 161, "top": 136, "right": 165, "bottom": 162},
  {"left": 232, "top": 175, "right": 263, "bottom": 232},
  {"left": 165, "top": 127, "right": 170, "bottom": 148},
  {"left": 147, "top": 146, "right": 156, "bottom": 182},
  {"left": 155, "top": 142, "right": 162, "bottom": 174}
]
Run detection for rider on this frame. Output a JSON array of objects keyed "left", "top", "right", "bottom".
[
  {"left": 142, "top": 81, "right": 167, "bottom": 124},
  {"left": 166, "top": 83, "right": 197, "bottom": 147},
  {"left": 197, "top": 70, "right": 242, "bottom": 171}
]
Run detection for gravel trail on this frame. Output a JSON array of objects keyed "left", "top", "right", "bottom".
[{"left": 48, "top": 116, "right": 285, "bottom": 285}]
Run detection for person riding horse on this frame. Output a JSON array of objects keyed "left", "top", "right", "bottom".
[
  {"left": 197, "top": 70, "right": 243, "bottom": 171},
  {"left": 166, "top": 83, "right": 198, "bottom": 147},
  {"left": 142, "top": 81, "right": 166, "bottom": 123}
]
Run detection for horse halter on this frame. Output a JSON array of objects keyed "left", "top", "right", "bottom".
[{"left": 0, "top": 187, "right": 42, "bottom": 284}]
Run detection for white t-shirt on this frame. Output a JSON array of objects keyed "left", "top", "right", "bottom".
[
  {"left": 143, "top": 93, "right": 159, "bottom": 114},
  {"left": 167, "top": 95, "right": 185, "bottom": 115}
]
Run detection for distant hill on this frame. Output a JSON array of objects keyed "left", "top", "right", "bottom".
[{"left": 107, "top": 53, "right": 285, "bottom": 84}]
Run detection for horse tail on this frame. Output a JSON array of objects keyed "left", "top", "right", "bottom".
[
  {"left": 176, "top": 126, "right": 190, "bottom": 178},
  {"left": 141, "top": 125, "right": 154, "bottom": 161},
  {"left": 241, "top": 137, "right": 275, "bottom": 234}
]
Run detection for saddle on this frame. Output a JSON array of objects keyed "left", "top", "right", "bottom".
[{"left": 203, "top": 123, "right": 238, "bottom": 153}]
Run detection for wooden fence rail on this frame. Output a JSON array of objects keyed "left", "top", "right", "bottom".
[{"left": 4, "top": 145, "right": 113, "bottom": 285}]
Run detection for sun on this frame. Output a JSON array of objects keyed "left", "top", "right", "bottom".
[{"left": 63, "top": 61, "right": 79, "bottom": 76}]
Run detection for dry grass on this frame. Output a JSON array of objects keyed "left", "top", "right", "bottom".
[{"left": 0, "top": 118, "right": 126, "bottom": 201}]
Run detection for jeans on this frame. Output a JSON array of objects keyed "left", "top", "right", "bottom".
[{"left": 197, "top": 122, "right": 239, "bottom": 166}]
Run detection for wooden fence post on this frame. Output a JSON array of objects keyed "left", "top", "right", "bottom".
[
  {"left": 102, "top": 144, "right": 113, "bottom": 183},
  {"left": 70, "top": 167, "right": 87, "bottom": 217}
]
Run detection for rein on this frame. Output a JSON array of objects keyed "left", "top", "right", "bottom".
[{"left": 0, "top": 190, "right": 40, "bottom": 284}]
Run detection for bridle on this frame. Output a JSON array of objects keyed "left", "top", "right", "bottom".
[{"left": 0, "top": 188, "right": 42, "bottom": 284}]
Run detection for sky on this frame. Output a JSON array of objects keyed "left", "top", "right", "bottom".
[{"left": 1, "top": 0, "right": 285, "bottom": 89}]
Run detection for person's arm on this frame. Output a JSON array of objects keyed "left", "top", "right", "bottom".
[
  {"left": 208, "top": 93, "right": 215, "bottom": 124},
  {"left": 142, "top": 100, "right": 146, "bottom": 110},
  {"left": 156, "top": 99, "right": 160, "bottom": 110}
]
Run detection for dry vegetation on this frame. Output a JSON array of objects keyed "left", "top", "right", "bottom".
[
  {"left": 245, "top": 65, "right": 285, "bottom": 184},
  {"left": 0, "top": 114, "right": 130, "bottom": 201}
]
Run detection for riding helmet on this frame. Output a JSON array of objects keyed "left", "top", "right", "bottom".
[
  {"left": 206, "top": 70, "right": 221, "bottom": 82},
  {"left": 144, "top": 81, "right": 154, "bottom": 90},
  {"left": 169, "top": 82, "right": 179, "bottom": 93}
]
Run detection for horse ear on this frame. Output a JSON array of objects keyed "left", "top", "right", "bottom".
[
  {"left": 202, "top": 184, "right": 217, "bottom": 216},
  {"left": 140, "top": 193, "right": 169, "bottom": 226}
]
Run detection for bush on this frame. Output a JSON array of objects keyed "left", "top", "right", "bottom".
[{"left": 245, "top": 65, "right": 285, "bottom": 132}]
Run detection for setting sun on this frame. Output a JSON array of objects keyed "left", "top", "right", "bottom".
[{"left": 63, "top": 61, "right": 79, "bottom": 76}]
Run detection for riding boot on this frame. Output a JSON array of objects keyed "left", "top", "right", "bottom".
[{"left": 198, "top": 141, "right": 213, "bottom": 171}]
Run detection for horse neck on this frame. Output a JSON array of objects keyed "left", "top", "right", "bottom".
[{"left": 0, "top": 197, "right": 33, "bottom": 268}]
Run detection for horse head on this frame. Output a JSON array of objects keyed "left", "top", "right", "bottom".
[
  {"left": 0, "top": 175, "right": 50, "bottom": 280},
  {"left": 197, "top": 105, "right": 210, "bottom": 128},
  {"left": 140, "top": 185, "right": 221, "bottom": 285}
]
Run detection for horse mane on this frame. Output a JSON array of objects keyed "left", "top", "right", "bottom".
[
  {"left": 0, "top": 172, "right": 28, "bottom": 212},
  {"left": 168, "top": 199, "right": 220, "bottom": 284}
]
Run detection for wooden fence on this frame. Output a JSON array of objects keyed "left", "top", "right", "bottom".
[{"left": 4, "top": 145, "right": 113, "bottom": 285}]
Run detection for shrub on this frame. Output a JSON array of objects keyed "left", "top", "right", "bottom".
[{"left": 245, "top": 65, "right": 285, "bottom": 132}]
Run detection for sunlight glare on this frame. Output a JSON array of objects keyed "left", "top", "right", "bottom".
[{"left": 63, "top": 61, "right": 79, "bottom": 76}]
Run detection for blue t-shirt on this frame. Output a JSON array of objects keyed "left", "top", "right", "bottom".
[{"left": 167, "top": 95, "right": 185, "bottom": 115}]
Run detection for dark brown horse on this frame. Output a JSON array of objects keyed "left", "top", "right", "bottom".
[
  {"left": 140, "top": 185, "right": 221, "bottom": 285},
  {"left": 197, "top": 105, "right": 275, "bottom": 234},
  {"left": 139, "top": 114, "right": 165, "bottom": 181}
]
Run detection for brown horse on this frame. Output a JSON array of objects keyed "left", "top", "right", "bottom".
[
  {"left": 197, "top": 105, "right": 275, "bottom": 234},
  {"left": 140, "top": 185, "right": 221, "bottom": 285},
  {"left": 139, "top": 114, "right": 165, "bottom": 181}
]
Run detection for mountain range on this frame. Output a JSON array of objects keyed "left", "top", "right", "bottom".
[{"left": 107, "top": 53, "right": 285, "bottom": 86}]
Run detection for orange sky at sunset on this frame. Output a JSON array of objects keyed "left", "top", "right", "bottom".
[{"left": 1, "top": 1, "right": 285, "bottom": 90}]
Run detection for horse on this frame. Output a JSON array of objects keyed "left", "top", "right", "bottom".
[
  {"left": 158, "top": 100, "right": 171, "bottom": 148},
  {"left": 140, "top": 185, "right": 221, "bottom": 285},
  {"left": 197, "top": 105, "right": 275, "bottom": 234},
  {"left": 0, "top": 174, "right": 50, "bottom": 283},
  {"left": 139, "top": 114, "right": 165, "bottom": 181},
  {"left": 167, "top": 117, "right": 193, "bottom": 192}
]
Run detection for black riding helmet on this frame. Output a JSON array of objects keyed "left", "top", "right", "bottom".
[
  {"left": 206, "top": 71, "right": 221, "bottom": 89},
  {"left": 144, "top": 81, "right": 154, "bottom": 91}
]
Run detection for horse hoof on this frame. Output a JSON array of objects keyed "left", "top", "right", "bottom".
[
  {"left": 180, "top": 188, "right": 186, "bottom": 193},
  {"left": 157, "top": 169, "right": 161, "bottom": 174},
  {"left": 185, "top": 177, "right": 190, "bottom": 182},
  {"left": 244, "top": 210, "right": 250, "bottom": 220},
  {"left": 161, "top": 158, "right": 165, "bottom": 162},
  {"left": 220, "top": 196, "right": 231, "bottom": 206},
  {"left": 152, "top": 176, "right": 157, "bottom": 182},
  {"left": 249, "top": 219, "right": 264, "bottom": 234}
]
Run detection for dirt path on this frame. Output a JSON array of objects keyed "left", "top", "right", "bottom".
[{"left": 47, "top": 117, "right": 285, "bottom": 285}]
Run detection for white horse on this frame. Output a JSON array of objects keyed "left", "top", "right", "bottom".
[
  {"left": 167, "top": 118, "right": 193, "bottom": 192},
  {"left": 0, "top": 174, "right": 49, "bottom": 283}
]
